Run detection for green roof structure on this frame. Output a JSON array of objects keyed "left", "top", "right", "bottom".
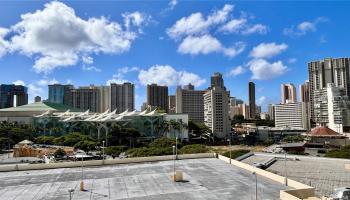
[{"left": 0, "top": 101, "right": 82, "bottom": 112}]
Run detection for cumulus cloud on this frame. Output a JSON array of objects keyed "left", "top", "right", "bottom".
[
  {"left": 177, "top": 35, "right": 245, "bottom": 57},
  {"left": 138, "top": 65, "right": 206, "bottom": 87},
  {"left": 250, "top": 42, "right": 288, "bottom": 59},
  {"left": 219, "top": 19, "right": 268, "bottom": 35},
  {"left": 0, "top": 1, "right": 149, "bottom": 73},
  {"left": 166, "top": 4, "right": 266, "bottom": 57},
  {"left": 283, "top": 17, "right": 328, "bottom": 37},
  {"left": 82, "top": 65, "right": 101, "bottom": 72},
  {"left": 169, "top": 0, "right": 177, "bottom": 10},
  {"left": 0, "top": 28, "right": 9, "bottom": 57},
  {"left": 228, "top": 66, "right": 245, "bottom": 77},
  {"left": 106, "top": 66, "right": 139, "bottom": 85},
  {"left": 248, "top": 59, "right": 287, "bottom": 80},
  {"left": 12, "top": 80, "right": 25, "bottom": 86},
  {"left": 166, "top": 4, "right": 234, "bottom": 39},
  {"left": 257, "top": 96, "right": 266, "bottom": 105}
]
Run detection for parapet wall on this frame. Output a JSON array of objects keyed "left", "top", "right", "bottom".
[
  {"left": 217, "top": 154, "right": 319, "bottom": 200},
  {"left": 0, "top": 153, "right": 216, "bottom": 172}
]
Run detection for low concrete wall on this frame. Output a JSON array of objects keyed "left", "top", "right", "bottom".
[
  {"left": 217, "top": 154, "right": 319, "bottom": 200},
  {"left": 0, "top": 153, "right": 216, "bottom": 172}
]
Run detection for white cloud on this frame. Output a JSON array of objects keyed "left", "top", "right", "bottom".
[
  {"left": 166, "top": 4, "right": 234, "bottom": 39},
  {"left": 169, "top": 0, "right": 177, "bottom": 10},
  {"left": 138, "top": 65, "right": 206, "bottom": 87},
  {"left": 241, "top": 24, "right": 268, "bottom": 35},
  {"left": 250, "top": 42, "right": 288, "bottom": 59},
  {"left": 248, "top": 59, "right": 288, "bottom": 80},
  {"left": 36, "top": 79, "right": 59, "bottom": 86},
  {"left": 12, "top": 80, "right": 25, "bottom": 86},
  {"left": 218, "top": 18, "right": 247, "bottom": 33},
  {"left": 106, "top": 66, "right": 139, "bottom": 85},
  {"left": 257, "top": 96, "right": 266, "bottom": 105},
  {"left": 283, "top": 17, "right": 328, "bottom": 37},
  {"left": 122, "top": 11, "right": 150, "bottom": 33},
  {"left": 228, "top": 66, "right": 245, "bottom": 77},
  {"left": 1, "top": 1, "right": 148, "bottom": 73},
  {"left": 0, "top": 28, "right": 9, "bottom": 57},
  {"left": 219, "top": 19, "right": 268, "bottom": 35},
  {"left": 82, "top": 65, "right": 101, "bottom": 72},
  {"left": 178, "top": 34, "right": 245, "bottom": 57},
  {"left": 82, "top": 55, "right": 93, "bottom": 64}
]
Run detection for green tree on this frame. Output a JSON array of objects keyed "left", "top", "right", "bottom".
[
  {"left": 74, "top": 140, "right": 97, "bottom": 153},
  {"left": 35, "top": 136, "right": 55, "bottom": 145},
  {"left": 54, "top": 148, "right": 66, "bottom": 158}
]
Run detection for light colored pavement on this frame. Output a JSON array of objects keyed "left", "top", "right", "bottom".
[
  {"left": 242, "top": 153, "right": 350, "bottom": 197},
  {"left": 0, "top": 158, "right": 287, "bottom": 200}
]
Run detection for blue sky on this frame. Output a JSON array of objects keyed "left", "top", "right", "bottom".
[{"left": 0, "top": 0, "right": 349, "bottom": 111}]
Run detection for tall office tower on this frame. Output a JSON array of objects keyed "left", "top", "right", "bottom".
[
  {"left": 176, "top": 84, "right": 206, "bottom": 123},
  {"left": 300, "top": 81, "right": 311, "bottom": 130},
  {"left": 34, "top": 96, "right": 41, "bottom": 103},
  {"left": 168, "top": 95, "right": 176, "bottom": 114},
  {"left": 256, "top": 105, "right": 262, "bottom": 116},
  {"left": 0, "top": 84, "right": 28, "bottom": 109},
  {"left": 147, "top": 84, "right": 168, "bottom": 112},
  {"left": 99, "top": 86, "right": 111, "bottom": 112},
  {"left": 229, "top": 97, "right": 237, "bottom": 106},
  {"left": 248, "top": 81, "right": 256, "bottom": 119},
  {"left": 281, "top": 83, "right": 297, "bottom": 104},
  {"left": 204, "top": 73, "right": 230, "bottom": 139},
  {"left": 241, "top": 103, "right": 250, "bottom": 119},
  {"left": 268, "top": 104, "right": 275, "bottom": 120},
  {"left": 70, "top": 85, "right": 101, "bottom": 113},
  {"left": 48, "top": 84, "right": 74, "bottom": 105},
  {"left": 110, "top": 83, "right": 134, "bottom": 113},
  {"left": 211, "top": 72, "right": 224, "bottom": 88},
  {"left": 308, "top": 58, "right": 350, "bottom": 125},
  {"left": 275, "top": 103, "right": 303, "bottom": 129}
]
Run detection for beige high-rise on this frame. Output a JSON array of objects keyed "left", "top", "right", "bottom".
[{"left": 281, "top": 83, "right": 297, "bottom": 104}]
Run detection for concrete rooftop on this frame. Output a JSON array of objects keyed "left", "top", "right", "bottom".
[
  {"left": 0, "top": 158, "right": 287, "bottom": 200},
  {"left": 242, "top": 153, "right": 350, "bottom": 197}
]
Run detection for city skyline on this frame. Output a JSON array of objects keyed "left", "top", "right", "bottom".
[{"left": 0, "top": 1, "right": 350, "bottom": 111}]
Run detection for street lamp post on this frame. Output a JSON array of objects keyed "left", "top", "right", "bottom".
[
  {"left": 252, "top": 171, "right": 257, "bottom": 200},
  {"left": 102, "top": 140, "right": 105, "bottom": 164},
  {"left": 172, "top": 145, "right": 176, "bottom": 182},
  {"left": 175, "top": 137, "right": 178, "bottom": 160},
  {"left": 228, "top": 137, "right": 232, "bottom": 164},
  {"left": 284, "top": 151, "right": 288, "bottom": 186},
  {"left": 80, "top": 153, "right": 84, "bottom": 191},
  {"left": 68, "top": 189, "right": 74, "bottom": 200}
]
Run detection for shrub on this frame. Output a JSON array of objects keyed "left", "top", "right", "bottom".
[
  {"left": 105, "top": 146, "right": 128, "bottom": 156},
  {"left": 179, "top": 144, "right": 208, "bottom": 154},
  {"left": 223, "top": 149, "right": 250, "bottom": 159},
  {"left": 325, "top": 148, "right": 350, "bottom": 159},
  {"left": 149, "top": 137, "right": 182, "bottom": 148},
  {"left": 127, "top": 147, "right": 173, "bottom": 157}
]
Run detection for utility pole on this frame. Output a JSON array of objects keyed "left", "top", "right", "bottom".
[
  {"left": 102, "top": 140, "right": 105, "bottom": 164},
  {"left": 172, "top": 145, "right": 176, "bottom": 182},
  {"left": 252, "top": 172, "right": 257, "bottom": 200}
]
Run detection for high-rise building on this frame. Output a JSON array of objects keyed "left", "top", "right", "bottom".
[
  {"left": 248, "top": 82, "right": 256, "bottom": 119},
  {"left": 204, "top": 73, "right": 230, "bottom": 138},
  {"left": 308, "top": 58, "right": 350, "bottom": 125},
  {"left": 281, "top": 83, "right": 297, "bottom": 104},
  {"left": 326, "top": 83, "right": 350, "bottom": 133},
  {"left": 176, "top": 84, "right": 206, "bottom": 123},
  {"left": 0, "top": 84, "right": 28, "bottom": 109},
  {"left": 48, "top": 84, "right": 74, "bottom": 105},
  {"left": 141, "top": 102, "right": 147, "bottom": 111},
  {"left": 211, "top": 72, "right": 224, "bottom": 88},
  {"left": 300, "top": 81, "right": 311, "bottom": 130},
  {"left": 110, "top": 83, "right": 134, "bottom": 113},
  {"left": 34, "top": 96, "right": 41, "bottom": 103},
  {"left": 268, "top": 104, "right": 275, "bottom": 120},
  {"left": 168, "top": 95, "right": 176, "bottom": 114},
  {"left": 147, "top": 84, "right": 168, "bottom": 112},
  {"left": 70, "top": 85, "right": 101, "bottom": 112},
  {"left": 275, "top": 103, "right": 303, "bottom": 129}
]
